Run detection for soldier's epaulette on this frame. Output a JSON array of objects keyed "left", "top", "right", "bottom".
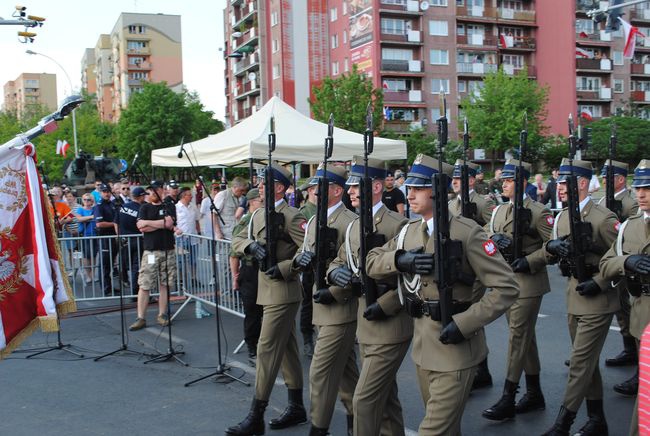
[
  {"left": 341, "top": 208, "right": 358, "bottom": 220},
  {"left": 627, "top": 213, "right": 642, "bottom": 223},
  {"left": 407, "top": 218, "right": 421, "bottom": 224},
  {"left": 452, "top": 214, "right": 479, "bottom": 230},
  {"left": 592, "top": 201, "right": 617, "bottom": 219}
]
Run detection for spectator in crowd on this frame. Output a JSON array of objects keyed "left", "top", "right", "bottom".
[
  {"left": 118, "top": 186, "right": 147, "bottom": 295},
  {"left": 176, "top": 187, "right": 201, "bottom": 284},
  {"left": 534, "top": 173, "right": 546, "bottom": 201},
  {"left": 382, "top": 171, "right": 406, "bottom": 215},
  {"left": 91, "top": 180, "right": 103, "bottom": 204},
  {"left": 542, "top": 169, "right": 559, "bottom": 208},
  {"left": 474, "top": 169, "right": 490, "bottom": 194},
  {"left": 62, "top": 190, "right": 80, "bottom": 265},
  {"left": 194, "top": 179, "right": 203, "bottom": 206},
  {"left": 394, "top": 169, "right": 406, "bottom": 189},
  {"left": 488, "top": 168, "right": 504, "bottom": 198},
  {"left": 231, "top": 188, "right": 264, "bottom": 362},
  {"left": 251, "top": 174, "right": 259, "bottom": 188},
  {"left": 164, "top": 180, "right": 181, "bottom": 204},
  {"left": 200, "top": 183, "right": 221, "bottom": 238},
  {"left": 119, "top": 184, "right": 130, "bottom": 204},
  {"left": 112, "top": 182, "right": 124, "bottom": 203},
  {"left": 94, "top": 184, "right": 118, "bottom": 296},
  {"left": 215, "top": 177, "right": 248, "bottom": 294},
  {"left": 75, "top": 193, "right": 98, "bottom": 285},
  {"left": 589, "top": 165, "right": 601, "bottom": 194}
]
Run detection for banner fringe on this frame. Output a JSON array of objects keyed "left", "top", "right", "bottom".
[{"left": 0, "top": 318, "right": 40, "bottom": 360}]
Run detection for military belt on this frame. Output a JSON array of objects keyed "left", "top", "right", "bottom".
[
  {"left": 627, "top": 277, "right": 650, "bottom": 297},
  {"left": 421, "top": 300, "right": 472, "bottom": 322}
]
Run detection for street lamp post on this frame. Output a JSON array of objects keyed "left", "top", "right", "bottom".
[{"left": 26, "top": 49, "right": 78, "bottom": 157}]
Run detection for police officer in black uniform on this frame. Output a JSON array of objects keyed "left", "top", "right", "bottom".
[
  {"left": 94, "top": 184, "right": 118, "bottom": 296},
  {"left": 119, "top": 186, "right": 147, "bottom": 295}
]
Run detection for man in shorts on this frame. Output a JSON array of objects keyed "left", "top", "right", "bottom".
[{"left": 129, "top": 181, "right": 179, "bottom": 330}]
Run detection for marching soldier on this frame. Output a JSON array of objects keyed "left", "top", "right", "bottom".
[
  {"left": 481, "top": 159, "right": 553, "bottom": 421},
  {"left": 541, "top": 159, "right": 620, "bottom": 436},
  {"left": 449, "top": 159, "right": 498, "bottom": 390},
  {"left": 366, "top": 154, "right": 518, "bottom": 435},
  {"left": 598, "top": 160, "right": 640, "bottom": 382},
  {"left": 327, "top": 157, "right": 411, "bottom": 436},
  {"left": 299, "top": 183, "right": 318, "bottom": 359},
  {"left": 292, "top": 164, "right": 359, "bottom": 436},
  {"left": 600, "top": 159, "right": 650, "bottom": 436},
  {"left": 227, "top": 164, "right": 307, "bottom": 436}
]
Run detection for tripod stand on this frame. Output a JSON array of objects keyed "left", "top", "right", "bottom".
[{"left": 178, "top": 145, "right": 248, "bottom": 387}]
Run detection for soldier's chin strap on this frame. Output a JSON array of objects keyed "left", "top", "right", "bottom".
[{"left": 396, "top": 222, "right": 421, "bottom": 305}]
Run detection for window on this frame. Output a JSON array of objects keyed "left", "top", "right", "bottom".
[
  {"left": 381, "top": 0, "right": 408, "bottom": 4},
  {"left": 271, "top": 11, "right": 278, "bottom": 27},
  {"left": 127, "top": 40, "right": 147, "bottom": 50},
  {"left": 128, "top": 25, "right": 146, "bottom": 34},
  {"left": 501, "top": 54, "right": 524, "bottom": 68},
  {"left": 343, "top": 2, "right": 347, "bottom": 15},
  {"left": 330, "top": 7, "right": 337, "bottom": 22},
  {"left": 613, "top": 51, "right": 624, "bottom": 65},
  {"left": 344, "top": 57, "right": 349, "bottom": 72},
  {"left": 429, "top": 20, "right": 448, "bottom": 36},
  {"left": 499, "top": 26, "right": 524, "bottom": 38},
  {"left": 431, "top": 108, "right": 451, "bottom": 121},
  {"left": 632, "top": 80, "right": 650, "bottom": 91},
  {"left": 431, "top": 0, "right": 448, "bottom": 5},
  {"left": 382, "top": 48, "right": 413, "bottom": 60},
  {"left": 384, "top": 79, "right": 411, "bottom": 91},
  {"left": 430, "top": 49, "right": 449, "bottom": 65},
  {"left": 332, "top": 61, "right": 340, "bottom": 75},
  {"left": 272, "top": 39, "right": 279, "bottom": 53},
  {"left": 614, "top": 79, "right": 624, "bottom": 93},
  {"left": 25, "top": 79, "right": 39, "bottom": 88},
  {"left": 129, "top": 57, "right": 145, "bottom": 65},
  {"left": 381, "top": 18, "right": 406, "bottom": 35},
  {"left": 577, "top": 76, "right": 601, "bottom": 90},
  {"left": 579, "top": 105, "right": 601, "bottom": 118},
  {"left": 431, "top": 78, "right": 450, "bottom": 93},
  {"left": 331, "top": 34, "right": 339, "bottom": 49},
  {"left": 272, "top": 64, "right": 280, "bottom": 79},
  {"left": 457, "top": 80, "right": 467, "bottom": 93},
  {"left": 130, "top": 72, "right": 148, "bottom": 79},
  {"left": 576, "top": 19, "right": 594, "bottom": 35},
  {"left": 343, "top": 30, "right": 348, "bottom": 44},
  {"left": 502, "top": 0, "right": 523, "bottom": 10}
]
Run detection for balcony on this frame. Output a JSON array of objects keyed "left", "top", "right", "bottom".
[
  {"left": 234, "top": 27, "right": 259, "bottom": 53},
  {"left": 497, "top": 8, "right": 536, "bottom": 24},
  {"left": 576, "top": 58, "right": 613, "bottom": 73},
  {"left": 127, "top": 61, "right": 152, "bottom": 70},
  {"left": 630, "top": 8, "right": 650, "bottom": 23},
  {"left": 230, "top": 0, "right": 243, "bottom": 5},
  {"left": 236, "top": 104, "right": 261, "bottom": 121},
  {"left": 631, "top": 90, "right": 650, "bottom": 103},
  {"left": 380, "top": 30, "right": 422, "bottom": 44},
  {"left": 576, "top": 30, "right": 613, "bottom": 46},
  {"left": 379, "top": 0, "right": 421, "bottom": 15},
  {"left": 126, "top": 47, "right": 150, "bottom": 55},
  {"left": 235, "top": 80, "right": 260, "bottom": 100},
  {"left": 502, "top": 65, "right": 537, "bottom": 77},
  {"left": 383, "top": 120, "right": 423, "bottom": 133},
  {"left": 456, "top": 6, "right": 497, "bottom": 21},
  {"left": 384, "top": 90, "right": 424, "bottom": 103},
  {"left": 632, "top": 63, "right": 650, "bottom": 75},
  {"left": 380, "top": 59, "right": 423, "bottom": 73},
  {"left": 233, "top": 1, "right": 257, "bottom": 30},
  {"left": 576, "top": 87, "right": 612, "bottom": 101},
  {"left": 234, "top": 51, "right": 260, "bottom": 76},
  {"left": 499, "top": 36, "right": 536, "bottom": 50},
  {"left": 456, "top": 34, "right": 498, "bottom": 47},
  {"left": 456, "top": 62, "right": 498, "bottom": 75}
]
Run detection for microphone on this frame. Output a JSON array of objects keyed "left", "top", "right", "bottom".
[
  {"left": 131, "top": 153, "right": 139, "bottom": 167},
  {"left": 177, "top": 139, "right": 185, "bottom": 158}
]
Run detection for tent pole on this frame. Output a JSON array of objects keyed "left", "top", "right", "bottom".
[{"left": 249, "top": 158, "right": 254, "bottom": 182}]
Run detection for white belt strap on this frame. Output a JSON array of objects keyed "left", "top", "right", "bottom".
[
  {"left": 301, "top": 216, "right": 316, "bottom": 253},
  {"left": 248, "top": 209, "right": 262, "bottom": 240},
  {"left": 396, "top": 223, "right": 421, "bottom": 305},
  {"left": 616, "top": 219, "right": 630, "bottom": 256},
  {"left": 552, "top": 210, "right": 565, "bottom": 240},
  {"left": 344, "top": 221, "right": 359, "bottom": 274},
  {"left": 489, "top": 204, "right": 504, "bottom": 234}
]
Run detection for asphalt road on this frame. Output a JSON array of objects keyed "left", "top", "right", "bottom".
[{"left": 0, "top": 266, "right": 637, "bottom": 435}]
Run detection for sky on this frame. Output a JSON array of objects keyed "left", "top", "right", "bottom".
[{"left": 0, "top": 0, "right": 228, "bottom": 119}]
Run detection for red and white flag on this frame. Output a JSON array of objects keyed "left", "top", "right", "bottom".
[
  {"left": 580, "top": 108, "right": 593, "bottom": 121},
  {"left": 0, "top": 143, "right": 75, "bottom": 359},
  {"left": 55, "top": 139, "right": 70, "bottom": 157},
  {"left": 576, "top": 47, "right": 593, "bottom": 59},
  {"left": 620, "top": 17, "right": 647, "bottom": 59},
  {"left": 639, "top": 323, "right": 650, "bottom": 434},
  {"left": 499, "top": 34, "right": 514, "bottom": 48}
]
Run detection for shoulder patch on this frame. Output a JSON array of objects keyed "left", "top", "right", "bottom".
[
  {"left": 483, "top": 240, "right": 497, "bottom": 256},
  {"left": 614, "top": 221, "right": 621, "bottom": 232},
  {"left": 300, "top": 220, "right": 308, "bottom": 232},
  {"left": 546, "top": 215, "right": 555, "bottom": 226}
]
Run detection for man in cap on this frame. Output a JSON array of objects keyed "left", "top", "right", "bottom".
[
  {"left": 598, "top": 160, "right": 640, "bottom": 374},
  {"left": 327, "top": 156, "right": 410, "bottom": 436},
  {"left": 164, "top": 180, "right": 180, "bottom": 204},
  {"left": 129, "top": 181, "right": 179, "bottom": 331},
  {"left": 474, "top": 169, "right": 489, "bottom": 195},
  {"left": 228, "top": 164, "right": 307, "bottom": 435},
  {"left": 291, "top": 163, "right": 359, "bottom": 435},
  {"left": 449, "top": 158, "right": 497, "bottom": 390},
  {"left": 541, "top": 158, "right": 620, "bottom": 436},
  {"left": 599, "top": 159, "right": 650, "bottom": 436},
  {"left": 481, "top": 159, "right": 554, "bottom": 421},
  {"left": 230, "top": 188, "right": 264, "bottom": 363},
  {"left": 366, "top": 154, "right": 518, "bottom": 435},
  {"left": 298, "top": 181, "right": 318, "bottom": 358},
  {"left": 118, "top": 186, "right": 148, "bottom": 295},
  {"left": 94, "top": 183, "right": 118, "bottom": 296}
]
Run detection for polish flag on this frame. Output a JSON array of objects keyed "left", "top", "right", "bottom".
[
  {"left": 620, "top": 17, "right": 647, "bottom": 59},
  {"left": 499, "top": 34, "right": 514, "bottom": 48},
  {"left": 56, "top": 140, "right": 71, "bottom": 157},
  {"left": 579, "top": 31, "right": 589, "bottom": 39},
  {"left": 0, "top": 143, "right": 75, "bottom": 359},
  {"left": 382, "top": 80, "right": 389, "bottom": 89},
  {"left": 576, "top": 47, "right": 593, "bottom": 59},
  {"left": 580, "top": 108, "right": 593, "bottom": 121},
  {"left": 639, "top": 324, "right": 650, "bottom": 434}
]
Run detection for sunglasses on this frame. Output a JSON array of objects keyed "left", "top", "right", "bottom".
[{"left": 122, "top": 187, "right": 130, "bottom": 191}]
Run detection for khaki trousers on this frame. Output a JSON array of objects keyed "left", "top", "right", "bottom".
[
  {"left": 353, "top": 341, "right": 410, "bottom": 436},
  {"left": 505, "top": 296, "right": 543, "bottom": 383},
  {"left": 416, "top": 364, "right": 475, "bottom": 436},
  {"left": 309, "top": 322, "right": 359, "bottom": 428},
  {"left": 255, "top": 302, "right": 302, "bottom": 401},
  {"left": 563, "top": 312, "right": 613, "bottom": 411},
  {"left": 615, "top": 286, "right": 632, "bottom": 338}
]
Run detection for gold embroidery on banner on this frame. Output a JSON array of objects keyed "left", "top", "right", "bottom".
[
  {"left": 0, "top": 167, "right": 27, "bottom": 212},
  {"left": 0, "top": 247, "right": 27, "bottom": 302}
]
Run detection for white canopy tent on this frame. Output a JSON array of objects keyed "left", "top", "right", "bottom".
[{"left": 151, "top": 97, "right": 407, "bottom": 167}]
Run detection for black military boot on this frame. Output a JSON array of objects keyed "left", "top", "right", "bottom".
[
  {"left": 482, "top": 379, "right": 518, "bottom": 421},
  {"left": 515, "top": 374, "right": 546, "bottom": 414},
  {"left": 347, "top": 414, "right": 353, "bottom": 436},
  {"left": 606, "top": 336, "right": 638, "bottom": 367},
  {"left": 268, "top": 388, "right": 307, "bottom": 429},
  {"left": 472, "top": 358, "right": 493, "bottom": 391},
  {"left": 573, "top": 399, "right": 608, "bottom": 436},
  {"left": 613, "top": 370, "right": 639, "bottom": 396},
  {"left": 226, "top": 398, "right": 268, "bottom": 435},
  {"left": 309, "top": 425, "right": 329, "bottom": 436},
  {"left": 540, "top": 406, "right": 576, "bottom": 436}
]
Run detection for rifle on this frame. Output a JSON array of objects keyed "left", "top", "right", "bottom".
[
  {"left": 510, "top": 112, "right": 533, "bottom": 263},
  {"left": 605, "top": 122, "right": 623, "bottom": 219},
  {"left": 360, "top": 105, "right": 386, "bottom": 306},
  {"left": 433, "top": 91, "right": 463, "bottom": 327},
  {"left": 314, "top": 114, "right": 338, "bottom": 292},
  {"left": 460, "top": 118, "right": 477, "bottom": 221},
  {"left": 562, "top": 114, "right": 592, "bottom": 283},
  {"left": 263, "top": 117, "right": 285, "bottom": 271}
]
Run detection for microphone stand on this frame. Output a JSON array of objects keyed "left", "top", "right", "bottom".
[
  {"left": 26, "top": 162, "right": 85, "bottom": 359},
  {"left": 179, "top": 146, "right": 248, "bottom": 387}
]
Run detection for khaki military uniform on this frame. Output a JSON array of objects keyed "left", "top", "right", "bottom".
[
  {"left": 297, "top": 203, "right": 359, "bottom": 429},
  {"left": 231, "top": 200, "right": 306, "bottom": 401},
  {"left": 449, "top": 190, "right": 496, "bottom": 227},
  {"left": 488, "top": 197, "right": 553, "bottom": 383},
  {"left": 299, "top": 201, "right": 317, "bottom": 221},
  {"left": 597, "top": 189, "right": 639, "bottom": 340},
  {"left": 548, "top": 199, "right": 620, "bottom": 411},
  {"left": 600, "top": 213, "right": 650, "bottom": 436},
  {"left": 328, "top": 204, "right": 410, "bottom": 436},
  {"left": 367, "top": 215, "right": 519, "bottom": 435}
]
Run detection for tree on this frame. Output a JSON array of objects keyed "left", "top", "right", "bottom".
[
  {"left": 380, "top": 127, "right": 463, "bottom": 166},
  {"left": 309, "top": 65, "right": 384, "bottom": 133},
  {"left": 582, "top": 115, "right": 650, "bottom": 165},
  {"left": 460, "top": 67, "right": 548, "bottom": 165}
]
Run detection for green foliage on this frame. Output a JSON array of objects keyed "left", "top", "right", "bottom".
[
  {"left": 539, "top": 135, "right": 569, "bottom": 170},
  {"left": 309, "top": 65, "right": 384, "bottom": 133},
  {"left": 460, "top": 67, "right": 548, "bottom": 158},
  {"left": 380, "top": 127, "right": 463, "bottom": 165},
  {"left": 583, "top": 116, "right": 650, "bottom": 165}
]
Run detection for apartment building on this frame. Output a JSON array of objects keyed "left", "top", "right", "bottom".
[
  {"left": 82, "top": 13, "right": 183, "bottom": 122},
  {"left": 3, "top": 73, "right": 57, "bottom": 120}
]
